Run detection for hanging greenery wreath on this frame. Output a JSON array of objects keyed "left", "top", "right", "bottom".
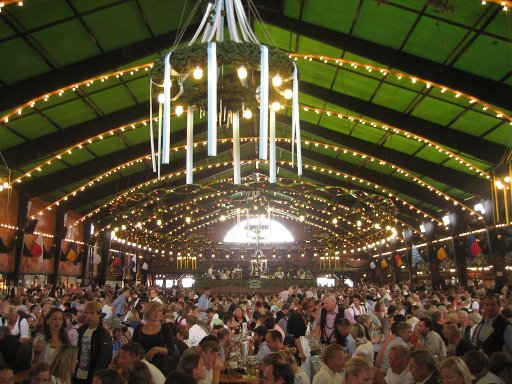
[{"left": 152, "top": 41, "right": 295, "bottom": 110}]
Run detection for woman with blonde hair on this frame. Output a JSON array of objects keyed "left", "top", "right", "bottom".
[
  {"left": 342, "top": 356, "right": 373, "bottom": 384},
  {"left": 439, "top": 356, "right": 472, "bottom": 384},
  {"left": 132, "top": 301, "right": 175, "bottom": 375},
  {"left": 50, "top": 344, "right": 78, "bottom": 384},
  {"left": 277, "top": 349, "right": 310, "bottom": 384}
]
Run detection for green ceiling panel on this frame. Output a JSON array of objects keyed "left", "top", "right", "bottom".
[
  {"left": 454, "top": 34, "right": 511, "bottom": 81},
  {"left": 87, "top": 136, "right": 126, "bottom": 157},
  {"left": 382, "top": 134, "right": 423, "bottom": 155},
  {"left": 484, "top": 12, "right": 511, "bottom": 39},
  {"left": 414, "top": 145, "right": 449, "bottom": 164},
  {"left": 0, "top": 39, "right": 51, "bottom": 84},
  {"left": 140, "top": 0, "right": 198, "bottom": 36},
  {"left": 59, "top": 150, "right": 96, "bottom": 167},
  {"left": 300, "top": 0, "right": 360, "bottom": 34},
  {"left": 332, "top": 70, "right": 380, "bottom": 101},
  {"left": 31, "top": 20, "right": 101, "bottom": 66},
  {"left": 121, "top": 126, "right": 153, "bottom": 146},
  {"left": 42, "top": 99, "right": 97, "bottom": 129},
  {"left": 317, "top": 116, "right": 353, "bottom": 136},
  {"left": 83, "top": 2, "right": 151, "bottom": 52},
  {"left": 20, "top": 159, "right": 68, "bottom": 175},
  {"left": 372, "top": 83, "right": 420, "bottom": 113},
  {"left": 364, "top": 160, "right": 395, "bottom": 175},
  {"left": 402, "top": 16, "right": 469, "bottom": 63},
  {"left": 13, "top": 0, "right": 74, "bottom": 30},
  {"left": 297, "top": 36, "right": 342, "bottom": 58},
  {"left": 350, "top": 124, "right": 387, "bottom": 144},
  {"left": 410, "top": 96, "right": 466, "bottom": 126},
  {"left": 254, "top": 23, "right": 294, "bottom": 52},
  {"left": 0, "top": 18, "right": 14, "bottom": 40},
  {"left": 125, "top": 75, "right": 150, "bottom": 103},
  {"left": 87, "top": 86, "right": 136, "bottom": 115},
  {"left": 71, "top": 0, "right": 120, "bottom": 13},
  {"left": 118, "top": 162, "right": 147, "bottom": 178},
  {"left": 482, "top": 124, "right": 512, "bottom": 145},
  {"left": 298, "top": 59, "right": 337, "bottom": 89},
  {"left": 450, "top": 109, "right": 501, "bottom": 137},
  {"left": 0, "top": 129, "right": 24, "bottom": 150},
  {"left": 353, "top": 1, "right": 417, "bottom": 50},
  {"left": 7, "top": 113, "right": 58, "bottom": 139}
]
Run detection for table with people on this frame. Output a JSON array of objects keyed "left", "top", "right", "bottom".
[{"left": 0, "top": 280, "right": 509, "bottom": 384}]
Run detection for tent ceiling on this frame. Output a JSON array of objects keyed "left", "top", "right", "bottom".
[{"left": 0, "top": 0, "right": 511, "bottom": 246}]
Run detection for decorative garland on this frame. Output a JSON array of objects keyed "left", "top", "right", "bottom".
[{"left": 153, "top": 41, "right": 295, "bottom": 110}]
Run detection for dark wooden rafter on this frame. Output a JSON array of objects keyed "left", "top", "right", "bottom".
[{"left": 257, "top": 8, "right": 512, "bottom": 112}]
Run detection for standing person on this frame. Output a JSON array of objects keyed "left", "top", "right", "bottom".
[
  {"left": 149, "top": 288, "right": 163, "bottom": 305},
  {"left": 408, "top": 349, "right": 440, "bottom": 384},
  {"left": 197, "top": 289, "right": 211, "bottom": 319},
  {"left": 74, "top": 301, "right": 113, "bottom": 384},
  {"left": 439, "top": 356, "right": 472, "bottom": 384},
  {"left": 112, "top": 288, "right": 130, "bottom": 318},
  {"left": 2, "top": 305, "right": 30, "bottom": 341},
  {"left": 132, "top": 301, "right": 175, "bottom": 376},
  {"left": 51, "top": 344, "right": 78, "bottom": 384},
  {"left": 315, "top": 293, "right": 344, "bottom": 345},
  {"left": 344, "top": 295, "right": 368, "bottom": 324},
  {"left": 287, "top": 298, "right": 315, "bottom": 362},
  {"left": 471, "top": 293, "right": 512, "bottom": 357},
  {"left": 33, "top": 308, "right": 69, "bottom": 364}
]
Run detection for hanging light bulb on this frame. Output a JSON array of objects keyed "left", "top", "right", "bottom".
[
  {"left": 283, "top": 89, "right": 293, "bottom": 99},
  {"left": 193, "top": 66, "right": 203, "bottom": 79},
  {"left": 272, "top": 74, "right": 282, "bottom": 87},
  {"left": 185, "top": 217, "right": 191, "bottom": 223},
  {"left": 237, "top": 66, "right": 248, "bottom": 79},
  {"left": 158, "top": 93, "right": 165, "bottom": 104},
  {"left": 175, "top": 105, "right": 184, "bottom": 116},
  {"left": 243, "top": 109, "right": 252, "bottom": 119},
  {"left": 271, "top": 101, "right": 281, "bottom": 111}
]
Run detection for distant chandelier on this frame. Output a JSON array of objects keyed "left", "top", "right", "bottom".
[{"left": 149, "top": 0, "right": 302, "bottom": 185}]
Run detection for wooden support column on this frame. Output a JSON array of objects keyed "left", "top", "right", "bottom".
[
  {"left": 11, "top": 194, "right": 29, "bottom": 285},
  {"left": 50, "top": 208, "right": 66, "bottom": 285}
]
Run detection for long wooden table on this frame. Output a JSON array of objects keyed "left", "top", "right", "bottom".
[{"left": 219, "top": 373, "right": 260, "bottom": 384}]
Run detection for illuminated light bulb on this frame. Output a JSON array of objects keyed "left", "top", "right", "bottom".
[
  {"left": 185, "top": 217, "right": 191, "bottom": 223},
  {"left": 243, "top": 109, "right": 252, "bottom": 119},
  {"left": 156, "top": 219, "right": 162, "bottom": 226},
  {"left": 271, "top": 101, "right": 281, "bottom": 111},
  {"left": 495, "top": 180, "right": 505, "bottom": 190},
  {"left": 175, "top": 105, "right": 184, "bottom": 116},
  {"left": 219, "top": 215, "right": 226, "bottom": 221},
  {"left": 237, "top": 66, "right": 248, "bottom": 79},
  {"left": 2, "top": 182, "right": 8, "bottom": 189},
  {"left": 332, "top": 218, "right": 338, "bottom": 224},
  {"left": 299, "top": 215, "right": 305, "bottom": 222},
  {"left": 272, "top": 74, "right": 283, "bottom": 87},
  {"left": 193, "top": 66, "right": 203, "bottom": 79},
  {"left": 283, "top": 89, "right": 293, "bottom": 99},
  {"left": 158, "top": 93, "right": 165, "bottom": 104},
  {"left": 505, "top": 176, "right": 511, "bottom": 183}
]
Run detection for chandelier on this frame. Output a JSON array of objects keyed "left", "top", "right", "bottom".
[{"left": 149, "top": 0, "right": 302, "bottom": 184}]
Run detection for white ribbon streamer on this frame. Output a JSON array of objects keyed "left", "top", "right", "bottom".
[
  {"left": 186, "top": 106, "right": 194, "bottom": 184},
  {"left": 208, "top": 42, "right": 218, "bottom": 156},
  {"left": 162, "top": 52, "right": 172, "bottom": 164},
  {"left": 149, "top": 78, "right": 156, "bottom": 172},
  {"left": 292, "top": 63, "right": 302, "bottom": 176},
  {"left": 233, "top": 111, "right": 241, "bottom": 184},
  {"left": 225, "top": 0, "right": 240, "bottom": 42},
  {"left": 259, "top": 45, "right": 269, "bottom": 160},
  {"left": 157, "top": 102, "right": 163, "bottom": 179},
  {"left": 269, "top": 108, "right": 276, "bottom": 183},
  {"left": 189, "top": 2, "right": 214, "bottom": 45}
]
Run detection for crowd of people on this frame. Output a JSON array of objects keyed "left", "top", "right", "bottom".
[{"left": 0, "top": 280, "right": 510, "bottom": 384}]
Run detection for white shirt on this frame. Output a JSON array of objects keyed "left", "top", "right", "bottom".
[
  {"left": 476, "top": 371, "right": 505, "bottom": 384},
  {"left": 354, "top": 340, "right": 374, "bottom": 363},
  {"left": 187, "top": 323, "right": 209, "bottom": 346},
  {"left": 102, "top": 304, "right": 113, "bottom": 319},
  {"left": 3, "top": 316, "right": 30, "bottom": 340},
  {"left": 312, "top": 363, "right": 343, "bottom": 384},
  {"left": 142, "top": 359, "right": 166, "bottom": 384},
  {"left": 198, "top": 368, "right": 213, "bottom": 384},
  {"left": 385, "top": 367, "right": 414, "bottom": 384}
]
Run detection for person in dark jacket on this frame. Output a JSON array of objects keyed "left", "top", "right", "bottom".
[{"left": 74, "top": 301, "right": 113, "bottom": 384}]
